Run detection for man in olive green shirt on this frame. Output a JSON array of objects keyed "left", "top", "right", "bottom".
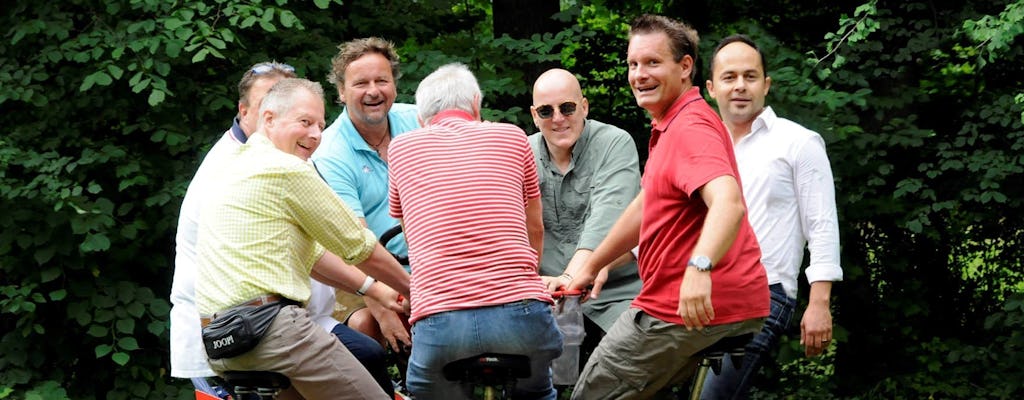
[{"left": 528, "top": 68, "right": 642, "bottom": 355}]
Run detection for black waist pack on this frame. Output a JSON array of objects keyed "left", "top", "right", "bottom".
[{"left": 202, "top": 300, "right": 294, "bottom": 360}]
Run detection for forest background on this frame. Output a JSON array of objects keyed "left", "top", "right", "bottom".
[{"left": 1, "top": 0, "right": 1022, "bottom": 398}]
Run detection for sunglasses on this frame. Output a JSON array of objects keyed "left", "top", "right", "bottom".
[
  {"left": 251, "top": 63, "right": 296, "bottom": 75},
  {"left": 535, "top": 102, "right": 577, "bottom": 119}
]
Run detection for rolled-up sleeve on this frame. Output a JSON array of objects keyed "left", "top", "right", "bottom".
[
  {"left": 796, "top": 135, "right": 843, "bottom": 283},
  {"left": 286, "top": 166, "right": 377, "bottom": 265}
]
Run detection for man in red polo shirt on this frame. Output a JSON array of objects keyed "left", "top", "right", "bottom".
[{"left": 566, "top": 14, "right": 769, "bottom": 399}]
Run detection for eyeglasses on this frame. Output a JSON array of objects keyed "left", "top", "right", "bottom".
[
  {"left": 535, "top": 102, "right": 577, "bottom": 119},
  {"left": 251, "top": 63, "right": 296, "bottom": 75}
]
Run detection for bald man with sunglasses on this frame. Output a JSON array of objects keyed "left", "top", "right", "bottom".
[{"left": 528, "top": 69, "right": 643, "bottom": 375}]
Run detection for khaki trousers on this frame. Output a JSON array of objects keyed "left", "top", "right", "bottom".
[
  {"left": 571, "top": 308, "right": 765, "bottom": 400},
  {"left": 208, "top": 305, "right": 388, "bottom": 400}
]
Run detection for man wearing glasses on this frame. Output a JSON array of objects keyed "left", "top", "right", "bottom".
[{"left": 527, "top": 68, "right": 642, "bottom": 379}]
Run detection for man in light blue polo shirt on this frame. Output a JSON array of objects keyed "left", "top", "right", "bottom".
[{"left": 311, "top": 37, "right": 420, "bottom": 355}]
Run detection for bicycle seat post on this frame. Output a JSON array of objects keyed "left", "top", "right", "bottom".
[
  {"left": 443, "top": 353, "right": 531, "bottom": 400},
  {"left": 687, "top": 333, "right": 753, "bottom": 400}
]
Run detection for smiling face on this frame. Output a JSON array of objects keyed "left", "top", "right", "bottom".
[
  {"left": 263, "top": 88, "right": 326, "bottom": 161},
  {"left": 339, "top": 52, "right": 397, "bottom": 131},
  {"left": 531, "top": 69, "right": 589, "bottom": 154},
  {"left": 627, "top": 32, "right": 692, "bottom": 121},
  {"left": 706, "top": 41, "right": 771, "bottom": 132}
]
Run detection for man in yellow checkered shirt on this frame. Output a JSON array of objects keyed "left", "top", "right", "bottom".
[{"left": 196, "top": 78, "right": 408, "bottom": 400}]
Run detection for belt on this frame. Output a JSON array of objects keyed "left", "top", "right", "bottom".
[{"left": 200, "top": 294, "right": 284, "bottom": 327}]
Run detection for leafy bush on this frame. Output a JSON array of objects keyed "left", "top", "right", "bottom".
[{"left": 2, "top": 0, "right": 1021, "bottom": 398}]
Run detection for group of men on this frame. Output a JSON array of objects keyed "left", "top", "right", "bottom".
[{"left": 169, "top": 12, "right": 841, "bottom": 400}]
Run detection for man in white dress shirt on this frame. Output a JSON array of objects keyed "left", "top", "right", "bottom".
[{"left": 701, "top": 34, "right": 843, "bottom": 399}]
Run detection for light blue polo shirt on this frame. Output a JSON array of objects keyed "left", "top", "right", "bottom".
[{"left": 311, "top": 103, "right": 420, "bottom": 266}]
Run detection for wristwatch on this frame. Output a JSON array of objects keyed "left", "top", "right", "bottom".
[{"left": 687, "top": 255, "right": 712, "bottom": 272}]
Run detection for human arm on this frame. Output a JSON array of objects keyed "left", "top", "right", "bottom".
[
  {"left": 525, "top": 196, "right": 544, "bottom": 268},
  {"left": 307, "top": 251, "right": 411, "bottom": 354},
  {"left": 678, "top": 175, "right": 747, "bottom": 330},
  {"left": 794, "top": 135, "right": 841, "bottom": 355},
  {"left": 544, "top": 248, "right": 635, "bottom": 292},
  {"left": 310, "top": 251, "right": 405, "bottom": 313},
  {"left": 351, "top": 244, "right": 411, "bottom": 298},
  {"left": 363, "top": 293, "right": 411, "bottom": 352},
  {"left": 566, "top": 191, "right": 643, "bottom": 297},
  {"left": 283, "top": 166, "right": 410, "bottom": 299},
  {"left": 575, "top": 128, "right": 642, "bottom": 254}
]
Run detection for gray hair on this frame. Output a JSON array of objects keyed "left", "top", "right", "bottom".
[
  {"left": 415, "top": 63, "right": 481, "bottom": 123},
  {"left": 257, "top": 78, "right": 324, "bottom": 130}
]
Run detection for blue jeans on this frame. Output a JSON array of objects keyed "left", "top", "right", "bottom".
[
  {"left": 407, "top": 300, "right": 563, "bottom": 400},
  {"left": 701, "top": 284, "right": 796, "bottom": 400},
  {"left": 331, "top": 323, "right": 393, "bottom": 395}
]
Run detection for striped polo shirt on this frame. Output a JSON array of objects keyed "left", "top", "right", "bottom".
[{"left": 388, "top": 109, "right": 552, "bottom": 324}]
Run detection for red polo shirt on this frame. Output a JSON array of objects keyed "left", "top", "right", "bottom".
[{"left": 633, "top": 87, "right": 769, "bottom": 325}]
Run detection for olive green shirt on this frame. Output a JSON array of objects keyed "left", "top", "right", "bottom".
[{"left": 529, "top": 119, "right": 642, "bottom": 331}]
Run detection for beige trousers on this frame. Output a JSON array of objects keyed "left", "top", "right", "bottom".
[
  {"left": 208, "top": 305, "right": 388, "bottom": 400},
  {"left": 571, "top": 308, "right": 766, "bottom": 400}
]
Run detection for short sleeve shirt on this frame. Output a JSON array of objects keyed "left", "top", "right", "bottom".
[
  {"left": 196, "top": 133, "right": 378, "bottom": 315},
  {"left": 311, "top": 103, "right": 420, "bottom": 260},
  {"left": 633, "top": 87, "right": 769, "bottom": 325}
]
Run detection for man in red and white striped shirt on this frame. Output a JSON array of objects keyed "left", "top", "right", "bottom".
[{"left": 388, "top": 63, "right": 563, "bottom": 400}]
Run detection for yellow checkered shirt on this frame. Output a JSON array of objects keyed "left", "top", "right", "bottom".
[{"left": 196, "top": 133, "right": 377, "bottom": 315}]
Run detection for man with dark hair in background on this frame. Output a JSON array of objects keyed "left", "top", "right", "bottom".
[{"left": 701, "top": 34, "right": 842, "bottom": 399}]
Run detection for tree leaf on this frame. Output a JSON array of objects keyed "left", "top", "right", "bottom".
[
  {"left": 94, "top": 344, "right": 113, "bottom": 358},
  {"left": 117, "top": 337, "right": 140, "bottom": 351},
  {"left": 148, "top": 89, "right": 166, "bottom": 106},
  {"left": 111, "top": 352, "right": 130, "bottom": 366}
]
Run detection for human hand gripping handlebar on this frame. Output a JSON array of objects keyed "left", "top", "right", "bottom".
[{"left": 562, "top": 265, "right": 609, "bottom": 301}]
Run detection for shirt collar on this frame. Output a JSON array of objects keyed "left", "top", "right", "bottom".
[
  {"left": 230, "top": 117, "right": 248, "bottom": 144},
  {"left": 751, "top": 105, "right": 776, "bottom": 135},
  {"left": 651, "top": 86, "right": 704, "bottom": 134},
  {"left": 428, "top": 109, "right": 475, "bottom": 125},
  {"left": 339, "top": 107, "right": 400, "bottom": 154},
  {"left": 536, "top": 119, "right": 591, "bottom": 174}
]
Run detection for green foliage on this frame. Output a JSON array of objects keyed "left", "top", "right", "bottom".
[
  {"left": 862, "top": 294, "right": 1024, "bottom": 399},
  {"left": 765, "top": 0, "right": 1024, "bottom": 396},
  {"left": 0, "top": 1, "right": 333, "bottom": 398},
  {"left": 2, "top": 0, "right": 1022, "bottom": 398}
]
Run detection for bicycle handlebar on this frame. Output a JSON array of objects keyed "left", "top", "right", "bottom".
[
  {"left": 379, "top": 225, "right": 409, "bottom": 266},
  {"left": 550, "top": 288, "right": 587, "bottom": 299}
]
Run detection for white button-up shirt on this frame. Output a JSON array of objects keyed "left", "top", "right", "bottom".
[{"left": 733, "top": 106, "right": 843, "bottom": 299}]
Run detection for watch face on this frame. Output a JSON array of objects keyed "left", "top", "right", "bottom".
[{"left": 689, "top": 255, "right": 712, "bottom": 271}]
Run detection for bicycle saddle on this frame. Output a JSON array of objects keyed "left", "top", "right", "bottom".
[
  {"left": 443, "top": 353, "right": 531, "bottom": 385},
  {"left": 222, "top": 370, "right": 291, "bottom": 391}
]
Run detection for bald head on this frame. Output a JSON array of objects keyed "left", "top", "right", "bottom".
[
  {"left": 531, "top": 68, "right": 590, "bottom": 157},
  {"left": 532, "top": 68, "right": 583, "bottom": 101}
]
